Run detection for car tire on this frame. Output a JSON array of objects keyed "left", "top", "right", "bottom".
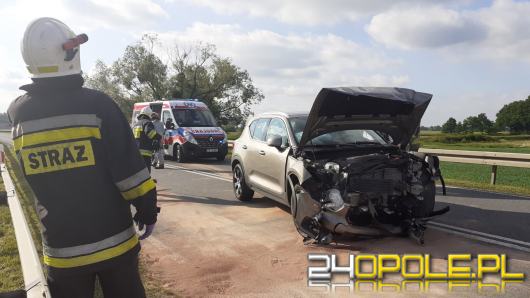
[
  {"left": 173, "top": 144, "right": 186, "bottom": 163},
  {"left": 233, "top": 163, "right": 253, "bottom": 201},
  {"left": 289, "top": 182, "right": 311, "bottom": 239},
  {"left": 216, "top": 154, "right": 226, "bottom": 161},
  {"left": 288, "top": 179, "right": 298, "bottom": 216}
]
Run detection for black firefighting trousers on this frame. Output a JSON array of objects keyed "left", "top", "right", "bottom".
[{"left": 47, "top": 255, "right": 145, "bottom": 298}]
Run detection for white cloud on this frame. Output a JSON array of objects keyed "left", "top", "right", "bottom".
[
  {"left": 366, "top": 6, "right": 485, "bottom": 49},
  {"left": 0, "top": 0, "right": 167, "bottom": 33},
  {"left": 177, "top": 0, "right": 470, "bottom": 26},
  {"left": 366, "top": 0, "right": 530, "bottom": 62},
  {"left": 0, "top": 46, "right": 27, "bottom": 113},
  {"left": 153, "top": 23, "right": 408, "bottom": 113}
]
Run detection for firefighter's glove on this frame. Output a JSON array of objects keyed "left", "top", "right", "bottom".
[{"left": 138, "top": 222, "right": 156, "bottom": 240}]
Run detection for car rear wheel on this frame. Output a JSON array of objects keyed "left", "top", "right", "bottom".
[{"left": 233, "top": 163, "right": 253, "bottom": 201}]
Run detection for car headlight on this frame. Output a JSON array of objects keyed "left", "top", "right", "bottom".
[
  {"left": 324, "top": 188, "right": 344, "bottom": 212},
  {"left": 182, "top": 130, "right": 198, "bottom": 145}
]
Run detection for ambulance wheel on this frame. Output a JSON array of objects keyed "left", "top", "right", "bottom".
[{"left": 173, "top": 144, "right": 187, "bottom": 163}]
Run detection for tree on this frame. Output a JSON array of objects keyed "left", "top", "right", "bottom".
[
  {"left": 476, "top": 113, "right": 494, "bottom": 133},
  {"left": 496, "top": 96, "right": 530, "bottom": 133},
  {"left": 462, "top": 116, "right": 481, "bottom": 132},
  {"left": 85, "top": 61, "right": 136, "bottom": 120},
  {"left": 112, "top": 35, "right": 168, "bottom": 101},
  {"left": 86, "top": 36, "right": 263, "bottom": 125},
  {"left": 442, "top": 117, "right": 457, "bottom": 133},
  {"left": 167, "top": 43, "right": 263, "bottom": 125}
]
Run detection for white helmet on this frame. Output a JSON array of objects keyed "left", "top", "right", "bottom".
[
  {"left": 138, "top": 106, "right": 153, "bottom": 119},
  {"left": 21, "top": 17, "right": 88, "bottom": 78}
]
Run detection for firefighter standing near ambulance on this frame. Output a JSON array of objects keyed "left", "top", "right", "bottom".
[
  {"left": 8, "top": 18, "right": 157, "bottom": 298},
  {"left": 132, "top": 107, "right": 160, "bottom": 173},
  {"left": 151, "top": 112, "right": 165, "bottom": 169}
]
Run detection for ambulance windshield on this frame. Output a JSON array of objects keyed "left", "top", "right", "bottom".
[{"left": 172, "top": 108, "right": 217, "bottom": 127}]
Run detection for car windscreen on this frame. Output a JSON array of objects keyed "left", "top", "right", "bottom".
[
  {"left": 288, "top": 116, "right": 388, "bottom": 145},
  {"left": 172, "top": 108, "right": 217, "bottom": 127}
]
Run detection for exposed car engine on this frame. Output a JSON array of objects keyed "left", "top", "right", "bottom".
[{"left": 294, "top": 150, "right": 448, "bottom": 245}]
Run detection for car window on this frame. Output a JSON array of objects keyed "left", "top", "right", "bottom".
[
  {"left": 266, "top": 118, "right": 288, "bottom": 144},
  {"left": 311, "top": 130, "right": 387, "bottom": 145},
  {"left": 250, "top": 118, "right": 270, "bottom": 141},
  {"left": 289, "top": 116, "right": 388, "bottom": 145}
]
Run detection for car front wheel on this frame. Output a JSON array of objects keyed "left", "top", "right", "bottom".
[
  {"left": 233, "top": 163, "right": 254, "bottom": 201},
  {"left": 173, "top": 144, "right": 186, "bottom": 163}
]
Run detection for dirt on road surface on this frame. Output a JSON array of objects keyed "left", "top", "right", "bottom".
[{"left": 141, "top": 160, "right": 530, "bottom": 297}]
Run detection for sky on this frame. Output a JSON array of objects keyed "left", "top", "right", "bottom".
[{"left": 0, "top": 0, "right": 529, "bottom": 126}]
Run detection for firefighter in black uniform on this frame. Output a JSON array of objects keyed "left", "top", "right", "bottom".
[
  {"left": 8, "top": 17, "right": 157, "bottom": 298},
  {"left": 132, "top": 106, "right": 160, "bottom": 173}
]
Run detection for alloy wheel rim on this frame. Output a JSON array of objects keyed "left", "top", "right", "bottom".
[{"left": 234, "top": 167, "right": 242, "bottom": 196}]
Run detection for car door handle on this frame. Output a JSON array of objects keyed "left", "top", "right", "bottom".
[
  {"left": 258, "top": 150, "right": 266, "bottom": 155},
  {"left": 242, "top": 145, "right": 247, "bottom": 149}
]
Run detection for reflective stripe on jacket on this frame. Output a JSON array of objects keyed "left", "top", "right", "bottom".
[{"left": 7, "top": 75, "right": 158, "bottom": 269}]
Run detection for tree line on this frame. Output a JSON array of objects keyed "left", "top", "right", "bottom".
[
  {"left": 85, "top": 35, "right": 263, "bottom": 126},
  {"left": 440, "top": 95, "right": 530, "bottom": 134}
]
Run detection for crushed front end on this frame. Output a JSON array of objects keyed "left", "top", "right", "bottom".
[{"left": 292, "top": 150, "right": 448, "bottom": 245}]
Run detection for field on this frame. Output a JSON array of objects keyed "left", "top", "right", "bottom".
[
  {"left": 419, "top": 131, "right": 530, "bottom": 195},
  {"left": 0, "top": 178, "right": 24, "bottom": 292},
  {"left": 419, "top": 131, "right": 530, "bottom": 154}
]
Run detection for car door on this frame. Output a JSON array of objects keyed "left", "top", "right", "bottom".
[
  {"left": 245, "top": 118, "right": 271, "bottom": 189},
  {"left": 258, "top": 117, "right": 291, "bottom": 199}
]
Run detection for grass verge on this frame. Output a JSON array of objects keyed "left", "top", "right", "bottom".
[
  {"left": 0, "top": 177, "right": 24, "bottom": 292},
  {"left": 440, "top": 161, "right": 530, "bottom": 196}
]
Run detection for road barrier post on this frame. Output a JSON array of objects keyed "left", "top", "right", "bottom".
[{"left": 490, "top": 165, "right": 498, "bottom": 185}]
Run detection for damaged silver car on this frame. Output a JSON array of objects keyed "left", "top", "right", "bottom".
[{"left": 231, "top": 87, "right": 448, "bottom": 245}]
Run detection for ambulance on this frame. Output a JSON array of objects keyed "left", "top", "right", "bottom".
[{"left": 132, "top": 99, "right": 228, "bottom": 162}]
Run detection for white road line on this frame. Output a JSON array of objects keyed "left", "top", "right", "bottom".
[
  {"left": 429, "top": 221, "right": 530, "bottom": 247},
  {"left": 165, "top": 164, "right": 232, "bottom": 182},
  {"left": 428, "top": 224, "right": 530, "bottom": 253},
  {"left": 164, "top": 163, "right": 530, "bottom": 253}
]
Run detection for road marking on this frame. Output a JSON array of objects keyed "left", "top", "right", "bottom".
[
  {"left": 429, "top": 221, "right": 530, "bottom": 253},
  {"left": 165, "top": 164, "right": 232, "bottom": 182},
  {"left": 164, "top": 163, "right": 530, "bottom": 253}
]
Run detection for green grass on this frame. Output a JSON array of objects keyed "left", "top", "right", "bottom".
[
  {"left": 419, "top": 132, "right": 530, "bottom": 154},
  {"left": 227, "top": 131, "right": 242, "bottom": 140},
  {"left": 440, "top": 162, "right": 530, "bottom": 196},
  {"left": 0, "top": 179, "right": 24, "bottom": 292}
]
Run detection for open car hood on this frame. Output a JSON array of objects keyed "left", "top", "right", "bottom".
[{"left": 298, "top": 87, "right": 432, "bottom": 149}]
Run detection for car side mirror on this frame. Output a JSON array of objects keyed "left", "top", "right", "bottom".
[{"left": 266, "top": 135, "right": 283, "bottom": 148}]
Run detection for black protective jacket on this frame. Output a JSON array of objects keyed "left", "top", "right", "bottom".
[
  {"left": 133, "top": 117, "right": 159, "bottom": 157},
  {"left": 7, "top": 75, "right": 158, "bottom": 271}
]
